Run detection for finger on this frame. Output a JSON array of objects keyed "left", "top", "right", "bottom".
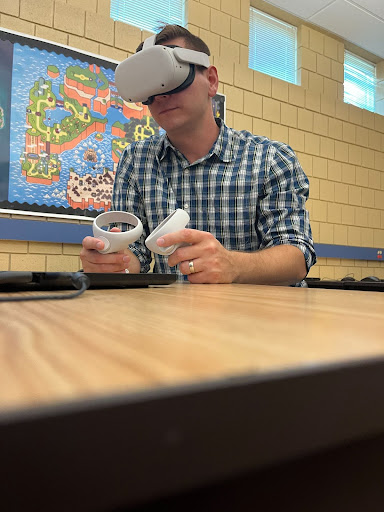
[
  {"left": 181, "top": 257, "right": 226, "bottom": 284},
  {"left": 187, "top": 269, "right": 223, "bottom": 284},
  {"left": 82, "top": 236, "right": 107, "bottom": 251},
  {"left": 188, "top": 272, "right": 209, "bottom": 284},
  {"left": 82, "top": 250, "right": 128, "bottom": 265},
  {"left": 168, "top": 244, "right": 202, "bottom": 267},
  {"left": 83, "top": 228, "right": 121, "bottom": 249},
  {"left": 157, "top": 229, "right": 205, "bottom": 250},
  {"left": 80, "top": 249, "right": 130, "bottom": 272},
  {"left": 80, "top": 252, "right": 130, "bottom": 273},
  {"left": 82, "top": 261, "right": 128, "bottom": 273},
  {"left": 82, "top": 227, "right": 122, "bottom": 250},
  {"left": 179, "top": 258, "right": 201, "bottom": 276}
]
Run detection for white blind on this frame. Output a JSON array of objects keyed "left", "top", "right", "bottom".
[
  {"left": 344, "top": 51, "right": 376, "bottom": 112},
  {"left": 249, "top": 8, "right": 297, "bottom": 84},
  {"left": 110, "top": 0, "right": 186, "bottom": 33}
]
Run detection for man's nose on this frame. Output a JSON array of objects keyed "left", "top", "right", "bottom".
[{"left": 153, "top": 94, "right": 169, "bottom": 102}]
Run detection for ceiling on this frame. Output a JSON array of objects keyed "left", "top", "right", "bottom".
[{"left": 263, "top": 0, "right": 384, "bottom": 60}]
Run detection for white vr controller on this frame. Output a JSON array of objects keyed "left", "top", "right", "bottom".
[
  {"left": 145, "top": 209, "right": 190, "bottom": 255},
  {"left": 93, "top": 211, "right": 143, "bottom": 254},
  {"left": 92, "top": 209, "right": 190, "bottom": 256}
]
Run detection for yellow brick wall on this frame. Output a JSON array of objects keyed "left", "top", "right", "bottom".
[{"left": 0, "top": 0, "right": 383, "bottom": 279}]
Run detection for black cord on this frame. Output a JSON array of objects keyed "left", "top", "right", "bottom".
[{"left": 0, "top": 273, "right": 91, "bottom": 302}]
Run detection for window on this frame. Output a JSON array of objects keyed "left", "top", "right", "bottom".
[
  {"left": 110, "top": 0, "right": 186, "bottom": 33},
  {"left": 249, "top": 8, "right": 297, "bottom": 85},
  {"left": 344, "top": 51, "right": 376, "bottom": 112}
]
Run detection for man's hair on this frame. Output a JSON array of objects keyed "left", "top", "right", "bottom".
[{"left": 136, "top": 24, "right": 210, "bottom": 57}]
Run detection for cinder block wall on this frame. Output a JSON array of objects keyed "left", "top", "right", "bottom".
[{"left": 0, "top": 0, "right": 383, "bottom": 279}]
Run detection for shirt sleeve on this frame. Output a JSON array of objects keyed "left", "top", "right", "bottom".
[
  {"left": 257, "top": 142, "right": 317, "bottom": 272},
  {"left": 111, "top": 145, "right": 152, "bottom": 273}
]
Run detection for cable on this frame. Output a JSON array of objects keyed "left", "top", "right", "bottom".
[{"left": 0, "top": 273, "right": 90, "bottom": 302}]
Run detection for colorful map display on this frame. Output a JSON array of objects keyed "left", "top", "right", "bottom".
[{"left": 0, "top": 30, "right": 225, "bottom": 218}]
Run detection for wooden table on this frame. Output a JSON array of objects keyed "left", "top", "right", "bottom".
[{"left": 1, "top": 284, "right": 384, "bottom": 511}]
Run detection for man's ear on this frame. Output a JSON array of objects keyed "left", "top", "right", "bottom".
[{"left": 207, "top": 65, "right": 219, "bottom": 98}]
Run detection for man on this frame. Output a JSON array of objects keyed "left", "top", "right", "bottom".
[{"left": 81, "top": 24, "right": 316, "bottom": 285}]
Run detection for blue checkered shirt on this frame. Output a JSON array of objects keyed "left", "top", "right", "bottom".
[{"left": 112, "top": 119, "right": 316, "bottom": 283}]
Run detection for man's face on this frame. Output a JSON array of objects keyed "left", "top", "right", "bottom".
[{"left": 148, "top": 38, "right": 217, "bottom": 136}]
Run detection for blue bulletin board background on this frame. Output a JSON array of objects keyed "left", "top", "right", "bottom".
[
  {"left": 0, "top": 29, "right": 147, "bottom": 218},
  {"left": 0, "top": 27, "right": 225, "bottom": 220}
]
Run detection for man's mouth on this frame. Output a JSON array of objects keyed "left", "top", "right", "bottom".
[{"left": 158, "top": 107, "right": 178, "bottom": 115}]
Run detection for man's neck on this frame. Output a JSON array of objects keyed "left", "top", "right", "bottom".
[{"left": 166, "top": 116, "right": 220, "bottom": 164}]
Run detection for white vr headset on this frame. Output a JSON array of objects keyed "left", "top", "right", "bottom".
[{"left": 114, "top": 34, "right": 210, "bottom": 105}]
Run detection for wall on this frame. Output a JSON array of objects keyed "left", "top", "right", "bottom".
[{"left": 0, "top": 0, "right": 383, "bottom": 279}]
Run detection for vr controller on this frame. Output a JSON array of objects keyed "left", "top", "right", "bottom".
[
  {"left": 145, "top": 209, "right": 190, "bottom": 255},
  {"left": 93, "top": 211, "right": 143, "bottom": 254},
  {"left": 92, "top": 209, "right": 190, "bottom": 256}
]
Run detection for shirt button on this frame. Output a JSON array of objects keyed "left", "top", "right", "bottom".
[{"left": 184, "top": 203, "right": 189, "bottom": 209}]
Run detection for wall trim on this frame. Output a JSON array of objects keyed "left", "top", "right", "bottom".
[{"left": 1, "top": 217, "right": 383, "bottom": 261}]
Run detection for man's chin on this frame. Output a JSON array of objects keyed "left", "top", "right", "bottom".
[{"left": 156, "top": 116, "right": 185, "bottom": 134}]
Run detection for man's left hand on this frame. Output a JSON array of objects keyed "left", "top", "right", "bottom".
[{"left": 157, "top": 229, "right": 237, "bottom": 283}]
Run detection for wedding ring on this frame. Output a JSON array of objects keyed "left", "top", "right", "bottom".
[{"left": 189, "top": 260, "right": 196, "bottom": 274}]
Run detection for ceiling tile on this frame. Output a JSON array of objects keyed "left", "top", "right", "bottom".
[
  {"left": 263, "top": 0, "right": 336, "bottom": 20},
  {"left": 309, "top": 0, "right": 384, "bottom": 58},
  {"left": 350, "top": 0, "right": 384, "bottom": 20}
]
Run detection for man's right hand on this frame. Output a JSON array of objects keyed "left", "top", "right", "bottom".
[{"left": 80, "top": 227, "right": 139, "bottom": 273}]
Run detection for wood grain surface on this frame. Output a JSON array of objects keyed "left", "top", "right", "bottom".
[{"left": 1, "top": 283, "right": 383, "bottom": 412}]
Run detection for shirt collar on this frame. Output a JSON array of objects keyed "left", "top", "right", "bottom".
[
  {"left": 158, "top": 133, "right": 175, "bottom": 161},
  {"left": 210, "top": 118, "right": 234, "bottom": 163},
  {"left": 157, "top": 118, "right": 234, "bottom": 163}
]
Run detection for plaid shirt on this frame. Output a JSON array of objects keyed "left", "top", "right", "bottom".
[{"left": 112, "top": 119, "right": 316, "bottom": 282}]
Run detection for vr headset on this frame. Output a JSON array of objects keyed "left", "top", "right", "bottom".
[{"left": 114, "top": 34, "right": 210, "bottom": 105}]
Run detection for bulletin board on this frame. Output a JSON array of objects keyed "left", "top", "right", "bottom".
[{"left": 0, "top": 28, "right": 226, "bottom": 222}]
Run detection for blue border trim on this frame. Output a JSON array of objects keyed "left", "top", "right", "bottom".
[
  {"left": 0, "top": 218, "right": 383, "bottom": 261},
  {"left": 314, "top": 243, "right": 383, "bottom": 261},
  {"left": 0, "top": 218, "right": 92, "bottom": 244}
]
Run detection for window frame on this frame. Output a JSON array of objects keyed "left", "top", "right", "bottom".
[
  {"left": 110, "top": 0, "right": 186, "bottom": 33},
  {"left": 248, "top": 7, "right": 298, "bottom": 85},
  {"left": 344, "top": 50, "right": 376, "bottom": 113}
]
